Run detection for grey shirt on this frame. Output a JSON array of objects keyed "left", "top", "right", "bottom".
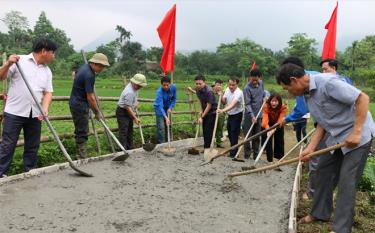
[
  {"left": 118, "top": 83, "right": 138, "bottom": 109},
  {"left": 243, "top": 80, "right": 265, "bottom": 118},
  {"left": 304, "top": 73, "right": 375, "bottom": 154}
]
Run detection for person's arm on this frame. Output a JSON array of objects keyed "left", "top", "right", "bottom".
[
  {"left": 37, "top": 91, "right": 52, "bottom": 120},
  {"left": 169, "top": 84, "right": 177, "bottom": 110},
  {"left": 261, "top": 105, "right": 269, "bottom": 129},
  {"left": 87, "top": 92, "right": 100, "bottom": 114},
  {"left": 284, "top": 96, "right": 309, "bottom": 123},
  {"left": 202, "top": 103, "right": 212, "bottom": 118},
  {"left": 0, "top": 55, "right": 19, "bottom": 80},
  {"left": 345, "top": 92, "right": 369, "bottom": 148},
  {"left": 244, "top": 88, "right": 254, "bottom": 118},
  {"left": 196, "top": 96, "right": 204, "bottom": 124},
  {"left": 154, "top": 89, "right": 167, "bottom": 118},
  {"left": 300, "top": 124, "right": 326, "bottom": 161},
  {"left": 277, "top": 105, "right": 288, "bottom": 124},
  {"left": 125, "top": 106, "right": 138, "bottom": 123}
]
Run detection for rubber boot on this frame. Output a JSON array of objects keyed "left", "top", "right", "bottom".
[{"left": 76, "top": 143, "right": 88, "bottom": 159}]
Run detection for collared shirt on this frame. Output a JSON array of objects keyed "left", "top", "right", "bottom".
[
  {"left": 223, "top": 87, "right": 243, "bottom": 115},
  {"left": 305, "top": 73, "right": 375, "bottom": 154},
  {"left": 6, "top": 53, "right": 53, "bottom": 118},
  {"left": 196, "top": 85, "right": 217, "bottom": 115},
  {"left": 69, "top": 64, "right": 95, "bottom": 110},
  {"left": 118, "top": 83, "right": 138, "bottom": 109},
  {"left": 243, "top": 80, "right": 265, "bottom": 118},
  {"left": 153, "top": 84, "right": 177, "bottom": 117}
]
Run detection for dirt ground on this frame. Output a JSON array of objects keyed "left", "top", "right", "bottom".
[{"left": 0, "top": 129, "right": 299, "bottom": 233}]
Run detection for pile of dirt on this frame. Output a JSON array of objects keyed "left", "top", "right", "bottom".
[{"left": 0, "top": 139, "right": 296, "bottom": 233}]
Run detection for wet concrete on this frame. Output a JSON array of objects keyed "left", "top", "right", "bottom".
[{"left": 0, "top": 139, "right": 295, "bottom": 233}]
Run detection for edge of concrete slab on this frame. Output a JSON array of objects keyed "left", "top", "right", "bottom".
[{"left": 0, "top": 137, "right": 202, "bottom": 186}]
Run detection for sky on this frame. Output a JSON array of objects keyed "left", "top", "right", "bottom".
[{"left": 0, "top": 0, "right": 374, "bottom": 53}]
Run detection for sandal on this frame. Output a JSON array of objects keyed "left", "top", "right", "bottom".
[{"left": 298, "top": 214, "right": 316, "bottom": 224}]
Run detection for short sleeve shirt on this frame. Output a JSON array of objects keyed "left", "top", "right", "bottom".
[
  {"left": 305, "top": 73, "right": 375, "bottom": 153},
  {"left": 69, "top": 64, "right": 95, "bottom": 110},
  {"left": 196, "top": 85, "right": 217, "bottom": 115},
  {"left": 5, "top": 53, "right": 53, "bottom": 118},
  {"left": 224, "top": 87, "right": 243, "bottom": 115},
  {"left": 118, "top": 83, "right": 138, "bottom": 109}
]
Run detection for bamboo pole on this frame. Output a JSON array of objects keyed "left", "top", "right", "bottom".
[{"left": 11, "top": 121, "right": 197, "bottom": 147}]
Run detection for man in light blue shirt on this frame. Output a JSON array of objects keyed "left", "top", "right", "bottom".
[
  {"left": 277, "top": 63, "right": 375, "bottom": 233},
  {"left": 153, "top": 76, "right": 176, "bottom": 143}
]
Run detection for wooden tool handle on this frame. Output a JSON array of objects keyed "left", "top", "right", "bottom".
[
  {"left": 209, "top": 94, "right": 222, "bottom": 149},
  {"left": 228, "top": 143, "right": 345, "bottom": 177}
]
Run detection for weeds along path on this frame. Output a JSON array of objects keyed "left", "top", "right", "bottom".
[{"left": 0, "top": 131, "right": 298, "bottom": 233}]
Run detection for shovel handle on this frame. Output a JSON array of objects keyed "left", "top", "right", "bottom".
[
  {"left": 209, "top": 122, "right": 281, "bottom": 163},
  {"left": 135, "top": 109, "right": 145, "bottom": 144},
  {"left": 235, "top": 101, "right": 266, "bottom": 159},
  {"left": 167, "top": 112, "right": 171, "bottom": 149},
  {"left": 228, "top": 143, "right": 345, "bottom": 178},
  {"left": 209, "top": 94, "right": 222, "bottom": 150}
]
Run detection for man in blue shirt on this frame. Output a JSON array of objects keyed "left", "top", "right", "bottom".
[
  {"left": 320, "top": 59, "right": 353, "bottom": 85},
  {"left": 69, "top": 53, "right": 109, "bottom": 158},
  {"left": 153, "top": 76, "right": 176, "bottom": 144},
  {"left": 277, "top": 63, "right": 375, "bottom": 233}
]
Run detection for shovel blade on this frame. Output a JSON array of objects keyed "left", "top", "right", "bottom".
[
  {"left": 143, "top": 143, "right": 156, "bottom": 152},
  {"left": 112, "top": 152, "right": 130, "bottom": 161},
  {"left": 204, "top": 148, "right": 218, "bottom": 162}
]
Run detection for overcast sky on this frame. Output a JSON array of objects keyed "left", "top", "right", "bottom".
[{"left": 0, "top": 0, "right": 374, "bottom": 52}]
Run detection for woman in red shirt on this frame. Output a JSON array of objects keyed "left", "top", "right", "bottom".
[{"left": 262, "top": 93, "right": 287, "bottom": 162}]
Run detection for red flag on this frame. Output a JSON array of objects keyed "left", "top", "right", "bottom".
[
  {"left": 157, "top": 4, "right": 176, "bottom": 74},
  {"left": 322, "top": 2, "right": 338, "bottom": 60},
  {"left": 251, "top": 60, "right": 256, "bottom": 70}
]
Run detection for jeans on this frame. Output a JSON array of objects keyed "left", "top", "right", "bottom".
[
  {"left": 293, "top": 119, "right": 307, "bottom": 143},
  {"left": 116, "top": 106, "right": 133, "bottom": 150},
  {"left": 156, "top": 115, "right": 172, "bottom": 144},
  {"left": 0, "top": 112, "right": 41, "bottom": 176}
]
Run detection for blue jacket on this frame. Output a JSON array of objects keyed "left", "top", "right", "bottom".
[{"left": 153, "top": 84, "right": 177, "bottom": 117}]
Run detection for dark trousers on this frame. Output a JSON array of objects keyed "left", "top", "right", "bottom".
[
  {"left": 227, "top": 112, "right": 243, "bottom": 157},
  {"left": 311, "top": 140, "right": 372, "bottom": 233},
  {"left": 116, "top": 106, "right": 133, "bottom": 150},
  {"left": 0, "top": 112, "right": 41, "bottom": 176},
  {"left": 243, "top": 115, "right": 262, "bottom": 159},
  {"left": 265, "top": 126, "right": 284, "bottom": 162},
  {"left": 202, "top": 113, "right": 216, "bottom": 148},
  {"left": 70, "top": 107, "right": 89, "bottom": 144},
  {"left": 293, "top": 119, "right": 307, "bottom": 143}
]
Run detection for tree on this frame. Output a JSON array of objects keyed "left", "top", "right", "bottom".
[
  {"left": 33, "top": 11, "right": 74, "bottom": 58},
  {"left": 287, "top": 33, "right": 320, "bottom": 70}
]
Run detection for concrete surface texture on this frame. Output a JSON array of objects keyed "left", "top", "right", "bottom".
[{"left": 0, "top": 138, "right": 294, "bottom": 233}]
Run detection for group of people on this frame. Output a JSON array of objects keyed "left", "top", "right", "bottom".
[
  {"left": 0, "top": 38, "right": 374, "bottom": 233},
  {"left": 194, "top": 70, "right": 288, "bottom": 163}
]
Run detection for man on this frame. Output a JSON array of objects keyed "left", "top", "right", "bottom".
[
  {"left": 116, "top": 74, "right": 147, "bottom": 149},
  {"left": 0, "top": 38, "right": 57, "bottom": 177},
  {"left": 277, "top": 63, "right": 375, "bottom": 233},
  {"left": 320, "top": 59, "right": 353, "bottom": 84},
  {"left": 212, "top": 80, "right": 224, "bottom": 148},
  {"left": 217, "top": 76, "right": 244, "bottom": 158},
  {"left": 69, "top": 53, "right": 110, "bottom": 159},
  {"left": 153, "top": 75, "right": 176, "bottom": 144},
  {"left": 195, "top": 74, "right": 217, "bottom": 151},
  {"left": 242, "top": 69, "right": 265, "bottom": 161}
]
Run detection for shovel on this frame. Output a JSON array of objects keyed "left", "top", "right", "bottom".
[
  {"left": 161, "top": 112, "right": 176, "bottom": 156},
  {"left": 16, "top": 63, "right": 93, "bottom": 177},
  {"left": 233, "top": 101, "right": 266, "bottom": 162},
  {"left": 228, "top": 143, "right": 344, "bottom": 178},
  {"left": 200, "top": 123, "right": 281, "bottom": 166},
  {"left": 204, "top": 94, "right": 222, "bottom": 161},
  {"left": 188, "top": 122, "right": 200, "bottom": 155},
  {"left": 136, "top": 109, "right": 156, "bottom": 152},
  {"left": 97, "top": 119, "right": 130, "bottom": 161}
]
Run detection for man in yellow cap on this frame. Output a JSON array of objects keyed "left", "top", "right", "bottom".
[
  {"left": 116, "top": 73, "right": 147, "bottom": 149},
  {"left": 69, "top": 53, "right": 110, "bottom": 159}
]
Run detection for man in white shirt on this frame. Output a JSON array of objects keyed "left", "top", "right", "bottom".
[
  {"left": 0, "top": 38, "right": 57, "bottom": 178},
  {"left": 217, "top": 76, "right": 244, "bottom": 158}
]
